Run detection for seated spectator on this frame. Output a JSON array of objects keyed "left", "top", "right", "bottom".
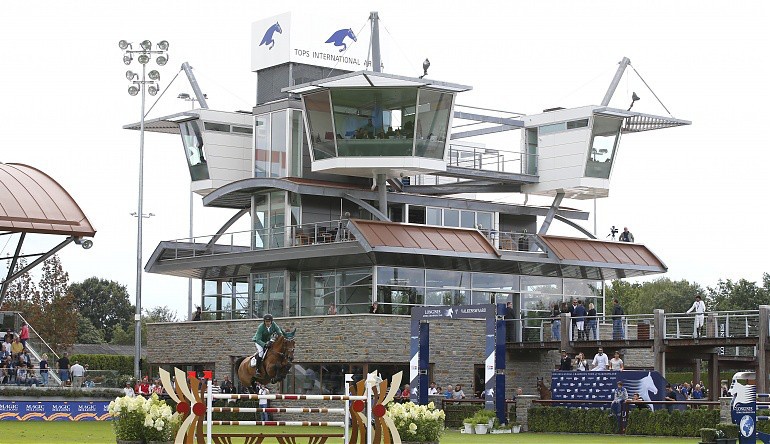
[
  {"left": 609, "top": 351, "right": 624, "bottom": 371},
  {"left": 136, "top": 376, "right": 150, "bottom": 397},
  {"left": 443, "top": 384, "right": 453, "bottom": 399},
  {"left": 691, "top": 384, "right": 704, "bottom": 400},
  {"left": 398, "top": 384, "right": 411, "bottom": 402},
  {"left": 452, "top": 384, "right": 465, "bottom": 399},
  {"left": 83, "top": 377, "right": 95, "bottom": 388},
  {"left": 559, "top": 350, "right": 572, "bottom": 371},
  {"left": 10, "top": 337, "right": 23, "bottom": 358},
  {"left": 628, "top": 393, "right": 648, "bottom": 410},
  {"left": 610, "top": 381, "right": 628, "bottom": 424},
  {"left": 427, "top": 381, "right": 438, "bottom": 396},
  {"left": 16, "top": 363, "right": 27, "bottom": 386},
  {"left": 574, "top": 353, "right": 588, "bottom": 372}
]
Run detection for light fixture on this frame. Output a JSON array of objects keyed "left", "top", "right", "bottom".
[
  {"left": 148, "top": 85, "right": 159, "bottom": 96},
  {"left": 627, "top": 92, "right": 640, "bottom": 111},
  {"left": 148, "top": 70, "right": 160, "bottom": 80},
  {"left": 123, "top": 55, "right": 132, "bottom": 65},
  {"left": 420, "top": 58, "right": 430, "bottom": 79},
  {"left": 128, "top": 86, "right": 139, "bottom": 96},
  {"left": 177, "top": 93, "right": 191, "bottom": 100},
  {"left": 156, "top": 55, "right": 168, "bottom": 66},
  {"left": 126, "top": 70, "right": 137, "bottom": 80},
  {"left": 138, "top": 54, "right": 150, "bottom": 65},
  {"left": 157, "top": 40, "right": 169, "bottom": 51},
  {"left": 140, "top": 40, "right": 152, "bottom": 51},
  {"left": 118, "top": 40, "right": 130, "bottom": 50}
]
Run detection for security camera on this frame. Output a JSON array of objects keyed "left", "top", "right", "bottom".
[{"left": 81, "top": 240, "right": 94, "bottom": 250}]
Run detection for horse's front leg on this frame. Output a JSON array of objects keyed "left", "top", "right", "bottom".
[
  {"left": 339, "top": 43, "right": 346, "bottom": 53},
  {"left": 269, "top": 40, "right": 275, "bottom": 50}
]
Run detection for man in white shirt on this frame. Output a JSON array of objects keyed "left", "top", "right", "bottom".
[
  {"left": 591, "top": 348, "right": 608, "bottom": 371},
  {"left": 70, "top": 361, "right": 85, "bottom": 388},
  {"left": 427, "top": 381, "right": 438, "bottom": 396},
  {"left": 686, "top": 295, "right": 706, "bottom": 338}
]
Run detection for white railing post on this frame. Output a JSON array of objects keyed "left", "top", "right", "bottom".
[
  {"left": 344, "top": 373, "right": 352, "bottom": 444},
  {"left": 676, "top": 318, "right": 680, "bottom": 338},
  {"left": 207, "top": 379, "right": 212, "bottom": 444},
  {"left": 366, "top": 379, "right": 373, "bottom": 444}
]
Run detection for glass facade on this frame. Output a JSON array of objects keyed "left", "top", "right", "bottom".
[
  {"left": 414, "top": 89, "right": 452, "bottom": 159},
  {"left": 300, "top": 268, "right": 372, "bottom": 315},
  {"left": 585, "top": 116, "right": 623, "bottom": 179},
  {"left": 202, "top": 279, "right": 248, "bottom": 320},
  {"left": 179, "top": 120, "right": 209, "bottom": 181},
  {"left": 254, "top": 109, "right": 304, "bottom": 178},
  {"left": 282, "top": 362, "right": 409, "bottom": 396}
]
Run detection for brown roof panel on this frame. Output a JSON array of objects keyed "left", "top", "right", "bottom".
[
  {"left": 0, "top": 163, "right": 96, "bottom": 237},
  {"left": 349, "top": 220, "right": 499, "bottom": 256},
  {"left": 539, "top": 235, "right": 665, "bottom": 271}
]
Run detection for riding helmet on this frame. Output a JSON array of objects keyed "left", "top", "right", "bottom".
[{"left": 263, "top": 314, "right": 273, "bottom": 321}]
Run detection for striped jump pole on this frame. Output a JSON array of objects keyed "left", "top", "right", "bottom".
[
  {"left": 210, "top": 420, "right": 345, "bottom": 426},
  {"left": 211, "top": 407, "right": 345, "bottom": 414}
]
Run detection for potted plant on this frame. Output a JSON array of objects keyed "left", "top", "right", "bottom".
[
  {"left": 699, "top": 428, "right": 717, "bottom": 443},
  {"left": 511, "top": 421, "right": 522, "bottom": 433},
  {"left": 109, "top": 395, "right": 147, "bottom": 444},
  {"left": 387, "top": 401, "right": 445, "bottom": 444},
  {"left": 142, "top": 393, "right": 182, "bottom": 444},
  {"left": 472, "top": 412, "right": 489, "bottom": 434},
  {"left": 490, "top": 423, "right": 512, "bottom": 434},
  {"left": 474, "top": 408, "right": 497, "bottom": 428},
  {"left": 462, "top": 416, "right": 475, "bottom": 434}
]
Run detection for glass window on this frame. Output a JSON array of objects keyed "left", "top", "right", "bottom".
[
  {"left": 567, "top": 119, "right": 589, "bottom": 129},
  {"left": 472, "top": 272, "right": 517, "bottom": 291},
  {"left": 426, "top": 207, "right": 442, "bottom": 226},
  {"left": 337, "top": 268, "right": 372, "bottom": 314},
  {"left": 378, "top": 286, "right": 424, "bottom": 314},
  {"left": 426, "top": 269, "right": 469, "bottom": 289},
  {"left": 538, "top": 122, "right": 566, "bottom": 135},
  {"left": 290, "top": 110, "right": 304, "bottom": 177},
  {"left": 460, "top": 210, "right": 475, "bottom": 228},
  {"left": 303, "top": 91, "right": 337, "bottom": 160},
  {"left": 179, "top": 120, "right": 209, "bottom": 181},
  {"left": 476, "top": 212, "right": 493, "bottom": 231},
  {"left": 586, "top": 116, "right": 623, "bottom": 179},
  {"left": 203, "top": 122, "right": 229, "bottom": 132},
  {"left": 232, "top": 125, "right": 253, "bottom": 134},
  {"left": 331, "top": 88, "right": 417, "bottom": 157},
  {"left": 414, "top": 89, "right": 453, "bottom": 159},
  {"left": 269, "top": 191, "right": 286, "bottom": 248},
  {"left": 252, "top": 272, "right": 285, "bottom": 318},
  {"left": 443, "top": 209, "right": 459, "bottom": 227},
  {"left": 271, "top": 111, "right": 288, "bottom": 177},
  {"left": 377, "top": 267, "right": 425, "bottom": 287},
  {"left": 255, "top": 114, "right": 270, "bottom": 178},
  {"left": 525, "top": 128, "right": 538, "bottom": 175},
  {"left": 521, "top": 276, "right": 562, "bottom": 295}
]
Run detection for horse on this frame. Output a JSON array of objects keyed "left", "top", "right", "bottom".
[
  {"left": 536, "top": 377, "right": 552, "bottom": 400},
  {"left": 237, "top": 330, "right": 296, "bottom": 392},
  {"left": 259, "top": 22, "right": 282, "bottom": 50},
  {"left": 325, "top": 28, "right": 357, "bottom": 52},
  {"left": 621, "top": 372, "right": 658, "bottom": 410}
]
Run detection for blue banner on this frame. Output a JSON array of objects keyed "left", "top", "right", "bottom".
[
  {"left": 0, "top": 401, "right": 111, "bottom": 421},
  {"left": 551, "top": 370, "right": 667, "bottom": 410}
]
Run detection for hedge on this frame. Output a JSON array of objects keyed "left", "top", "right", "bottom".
[
  {"left": 0, "top": 386, "right": 123, "bottom": 399},
  {"left": 68, "top": 354, "right": 135, "bottom": 375},
  {"left": 441, "top": 402, "right": 517, "bottom": 427},
  {"left": 528, "top": 406, "right": 720, "bottom": 437}
]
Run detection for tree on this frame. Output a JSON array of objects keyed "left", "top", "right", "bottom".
[
  {"left": 607, "top": 278, "right": 703, "bottom": 314},
  {"left": 0, "top": 257, "right": 40, "bottom": 316},
  {"left": 707, "top": 274, "right": 770, "bottom": 311},
  {"left": 69, "top": 278, "right": 134, "bottom": 342},
  {"left": 77, "top": 313, "right": 105, "bottom": 344},
  {"left": 35, "top": 255, "right": 77, "bottom": 350}
]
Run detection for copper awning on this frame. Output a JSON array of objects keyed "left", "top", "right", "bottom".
[{"left": 539, "top": 235, "right": 666, "bottom": 272}]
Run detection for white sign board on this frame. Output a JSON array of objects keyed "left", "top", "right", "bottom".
[{"left": 251, "top": 12, "right": 377, "bottom": 72}]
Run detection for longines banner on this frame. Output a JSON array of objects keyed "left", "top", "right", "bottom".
[
  {"left": 252, "top": 12, "right": 384, "bottom": 72},
  {"left": 551, "top": 370, "right": 668, "bottom": 410},
  {"left": 0, "top": 400, "right": 111, "bottom": 421}
]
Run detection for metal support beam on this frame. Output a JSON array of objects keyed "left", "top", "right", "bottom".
[
  {"left": 376, "top": 174, "right": 387, "bottom": 216},
  {"left": 205, "top": 208, "right": 249, "bottom": 251},
  {"left": 537, "top": 192, "right": 565, "bottom": 236},
  {"left": 453, "top": 111, "right": 525, "bottom": 128},
  {"left": 553, "top": 214, "right": 597, "bottom": 239},
  {"left": 343, "top": 193, "right": 390, "bottom": 222},
  {"left": 601, "top": 57, "right": 631, "bottom": 106},
  {"left": 0, "top": 232, "right": 25, "bottom": 306},
  {"left": 181, "top": 62, "right": 209, "bottom": 109},
  {"left": 369, "top": 12, "right": 381, "bottom": 73},
  {"left": 0, "top": 236, "right": 75, "bottom": 307},
  {"left": 451, "top": 125, "right": 520, "bottom": 139}
]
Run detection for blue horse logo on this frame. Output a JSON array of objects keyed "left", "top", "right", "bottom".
[
  {"left": 325, "top": 28, "right": 357, "bottom": 52},
  {"left": 259, "top": 22, "right": 282, "bottom": 50}
]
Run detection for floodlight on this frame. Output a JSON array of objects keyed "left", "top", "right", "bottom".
[
  {"left": 81, "top": 240, "right": 94, "bottom": 249},
  {"left": 118, "top": 40, "right": 130, "bottom": 50},
  {"left": 420, "top": 58, "right": 430, "bottom": 79},
  {"left": 128, "top": 86, "right": 139, "bottom": 96},
  {"left": 148, "top": 85, "right": 159, "bottom": 96},
  {"left": 156, "top": 55, "right": 168, "bottom": 66},
  {"left": 138, "top": 54, "right": 150, "bottom": 65},
  {"left": 148, "top": 70, "right": 160, "bottom": 80},
  {"left": 123, "top": 55, "right": 132, "bottom": 65},
  {"left": 627, "top": 92, "right": 640, "bottom": 111},
  {"left": 157, "top": 40, "right": 169, "bottom": 51},
  {"left": 126, "top": 70, "right": 137, "bottom": 80},
  {"left": 140, "top": 40, "right": 152, "bottom": 51}
]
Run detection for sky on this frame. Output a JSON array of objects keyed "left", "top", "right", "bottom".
[{"left": 1, "top": 1, "right": 768, "bottom": 319}]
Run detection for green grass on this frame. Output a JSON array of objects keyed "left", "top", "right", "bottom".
[{"left": 0, "top": 422, "right": 699, "bottom": 444}]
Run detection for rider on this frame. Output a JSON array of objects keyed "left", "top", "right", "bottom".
[{"left": 251, "top": 314, "right": 285, "bottom": 369}]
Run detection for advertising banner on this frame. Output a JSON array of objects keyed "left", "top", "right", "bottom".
[
  {"left": 0, "top": 400, "right": 111, "bottom": 421},
  {"left": 551, "top": 370, "right": 667, "bottom": 410}
]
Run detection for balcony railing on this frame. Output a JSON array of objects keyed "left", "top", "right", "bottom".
[
  {"left": 478, "top": 229, "right": 541, "bottom": 253},
  {"left": 447, "top": 143, "right": 537, "bottom": 176},
  {"left": 163, "top": 219, "right": 356, "bottom": 260}
]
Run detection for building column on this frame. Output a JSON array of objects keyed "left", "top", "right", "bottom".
[
  {"left": 758, "top": 305, "right": 769, "bottom": 395},
  {"left": 710, "top": 353, "right": 721, "bottom": 402},
  {"left": 694, "top": 359, "right": 702, "bottom": 387},
  {"left": 560, "top": 313, "right": 571, "bottom": 353},
  {"left": 653, "top": 309, "right": 665, "bottom": 376}
]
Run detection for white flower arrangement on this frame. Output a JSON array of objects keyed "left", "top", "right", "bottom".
[
  {"left": 387, "top": 401, "right": 445, "bottom": 442},
  {"left": 109, "top": 393, "right": 181, "bottom": 442}
]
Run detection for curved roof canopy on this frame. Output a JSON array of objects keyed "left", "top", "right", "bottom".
[{"left": 0, "top": 163, "right": 96, "bottom": 237}]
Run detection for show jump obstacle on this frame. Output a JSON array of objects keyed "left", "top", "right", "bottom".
[{"left": 159, "top": 367, "right": 403, "bottom": 444}]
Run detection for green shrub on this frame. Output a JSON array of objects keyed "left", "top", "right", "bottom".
[
  {"left": 700, "top": 427, "right": 717, "bottom": 443},
  {"left": 530, "top": 405, "right": 720, "bottom": 437},
  {"left": 443, "top": 403, "right": 484, "bottom": 427},
  {"left": 69, "top": 354, "right": 134, "bottom": 375},
  {"left": 716, "top": 422, "right": 739, "bottom": 439}
]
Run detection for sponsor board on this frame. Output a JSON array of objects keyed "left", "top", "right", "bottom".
[{"left": 0, "top": 401, "right": 111, "bottom": 421}]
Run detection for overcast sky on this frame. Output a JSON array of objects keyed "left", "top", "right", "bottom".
[{"left": 1, "top": 1, "right": 767, "bottom": 319}]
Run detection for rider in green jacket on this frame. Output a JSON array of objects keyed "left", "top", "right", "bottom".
[{"left": 251, "top": 314, "right": 284, "bottom": 368}]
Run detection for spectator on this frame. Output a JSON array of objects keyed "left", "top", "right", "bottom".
[
  {"left": 504, "top": 301, "right": 516, "bottom": 342},
  {"left": 574, "top": 300, "right": 587, "bottom": 340},
  {"left": 586, "top": 302, "right": 598, "bottom": 340},
  {"left": 452, "top": 384, "right": 465, "bottom": 399},
  {"left": 611, "top": 299, "right": 625, "bottom": 340},
  {"left": 16, "top": 362, "right": 28, "bottom": 386},
  {"left": 559, "top": 350, "right": 572, "bottom": 370},
  {"left": 550, "top": 303, "right": 561, "bottom": 341},
  {"left": 628, "top": 393, "right": 648, "bottom": 410},
  {"left": 619, "top": 227, "right": 634, "bottom": 243},
  {"left": 686, "top": 295, "right": 706, "bottom": 338},
  {"left": 327, "top": 303, "right": 337, "bottom": 315},
  {"left": 39, "top": 353, "right": 49, "bottom": 386},
  {"left": 369, "top": 302, "right": 380, "bottom": 314},
  {"left": 19, "top": 322, "right": 29, "bottom": 350},
  {"left": 568, "top": 299, "right": 578, "bottom": 338},
  {"left": 58, "top": 352, "right": 70, "bottom": 385},
  {"left": 70, "top": 361, "right": 86, "bottom": 388},
  {"left": 592, "top": 347, "right": 609, "bottom": 371},
  {"left": 210, "top": 379, "right": 221, "bottom": 394},
  {"left": 664, "top": 384, "right": 677, "bottom": 412},
  {"left": 609, "top": 351, "right": 624, "bottom": 371},
  {"left": 3, "top": 328, "right": 13, "bottom": 344},
  {"left": 124, "top": 381, "right": 136, "bottom": 397},
  {"left": 610, "top": 381, "right": 628, "bottom": 427},
  {"left": 221, "top": 375, "right": 234, "bottom": 394},
  {"left": 428, "top": 381, "right": 438, "bottom": 396},
  {"left": 136, "top": 376, "right": 151, "bottom": 396},
  {"left": 443, "top": 384, "right": 453, "bottom": 399},
  {"left": 574, "top": 352, "right": 588, "bottom": 371},
  {"left": 399, "top": 384, "right": 411, "bottom": 402},
  {"left": 192, "top": 306, "right": 202, "bottom": 321},
  {"left": 2, "top": 336, "right": 11, "bottom": 357},
  {"left": 21, "top": 349, "right": 31, "bottom": 367},
  {"left": 10, "top": 337, "right": 23, "bottom": 358},
  {"left": 258, "top": 383, "right": 269, "bottom": 421},
  {"left": 691, "top": 384, "right": 704, "bottom": 400}
]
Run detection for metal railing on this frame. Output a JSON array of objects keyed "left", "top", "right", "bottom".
[
  {"left": 503, "top": 313, "right": 656, "bottom": 343},
  {"left": 2, "top": 312, "right": 63, "bottom": 386},
  {"left": 446, "top": 143, "right": 537, "bottom": 176},
  {"left": 478, "top": 229, "right": 541, "bottom": 253},
  {"left": 664, "top": 310, "right": 759, "bottom": 339},
  {"left": 163, "top": 219, "right": 355, "bottom": 260}
]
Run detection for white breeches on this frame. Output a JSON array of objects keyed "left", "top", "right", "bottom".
[
  {"left": 255, "top": 343, "right": 265, "bottom": 357},
  {"left": 694, "top": 315, "right": 705, "bottom": 329}
]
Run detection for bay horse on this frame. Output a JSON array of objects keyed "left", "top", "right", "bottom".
[
  {"left": 537, "top": 377, "right": 552, "bottom": 400},
  {"left": 238, "top": 330, "right": 296, "bottom": 392}
]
